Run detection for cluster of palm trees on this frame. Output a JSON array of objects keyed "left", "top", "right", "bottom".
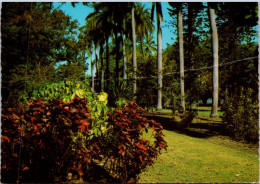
[
  {"left": 77, "top": 2, "right": 164, "bottom": 107},
  {"left": 78, "top": 2, "right": 219, "bottom": 116}
]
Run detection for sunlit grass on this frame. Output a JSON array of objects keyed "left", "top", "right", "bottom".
[
  {"left": 149, "top": 106, "right": 224, "bottom": 118},
  {"left": 140, "top": 129, "right": 259, "bottom": 183}
]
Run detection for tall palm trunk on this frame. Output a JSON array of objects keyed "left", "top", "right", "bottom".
[
  {"left": 95, "top": 44, "right": 99, "bottom": 80},
  {"left": 115, "top": 32, "right": 120, "bottom": 86},
  {"left": 187, "top": 3, "right": 194, "bottom": 68},
  {"left": 178, "top": 6, "right": 185, "bottom": 112},
  {"left": 91, "top": 49, "right": 94, "bottom": 92},
  {"left": 100, "top": 45, "right": 104, "bottom": 91},
  {"left": 105, "top": 36, "right": 110, "bottom": 87},
  {"left": 122, "top": 32, "right": 127, "bottom": 80},
  {"left": 131, "top": 4, "right": 137, "bottom": 97},
  {"left": 157, "top": 7, "right": 163, "bottom": 110},
  {"left": 208, "top": 4, "right": 219, "bottom": 117},
  {"left": 83, "top": 50, "right": 86, "bottom": 80}
]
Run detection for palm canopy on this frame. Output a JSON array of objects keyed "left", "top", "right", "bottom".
[
  {"left": 135, "top": 3, "right": 154, "bottom": 56},
  {"left": 151, "top": 2, "right": 163, "bottom": 24}
]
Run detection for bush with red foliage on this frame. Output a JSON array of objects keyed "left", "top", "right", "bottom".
[
  {"left": 102, "top": 101, "right": 167, "bottom": 182},
  {"left": 1, "top": 97, "right": 100, "bottom": 183},
  {"left": 2, "top": 98, "right": 167, "bottom": 183}
]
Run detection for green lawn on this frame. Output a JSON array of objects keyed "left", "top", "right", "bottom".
[
  {"left": 139, "top": 129, "right": 259, "bottom": 183},
  {"left": 150, "top": 107, "right": 224, "bottom": 118},
  {"left": 196, "top": 106, "right": 224, "bottom": 117}
]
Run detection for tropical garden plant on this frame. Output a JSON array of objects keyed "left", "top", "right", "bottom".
[{"left": 2, "top": 80, "right": 167, "bottom": 183}]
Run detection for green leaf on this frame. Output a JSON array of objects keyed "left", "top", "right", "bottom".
[
  {"left": 245, "top": 14, "right": 252, "bottom": 19},
  {"left": 44, "top": 89, "right": 49, "bottom": 96},
  {"left": 39, "top": 88, "right": 44, "bottom": 97},
  {"left": 32, "top": 89, "right": 38, "bottom": 98},
  {"left": 55, "top": 92, "right": 61, "bottom": 99},
  {"left": 97, "top": 103, "right": 102, "bottom": 114},
  {"left": 49, "top": 93, "right": 54, "bottom": 98}
]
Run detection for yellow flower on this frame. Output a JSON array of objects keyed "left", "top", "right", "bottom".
[
  {"left": 66, "top": 81, "right": 73, "bottom": 85},
  {"left": 76, "top": 83, "right": 81, "bottom": 88},
  {"left": 66, "top": 87, "right": 70, "bottom": 93},
  {"left": 71, "top": 89, "right": 85, "bottom": 99},
  {"left": 98, "top": 92, "right": 108, "bottom": 105},
  {"left": 101, "top": 126, "right": 107, "bottom": 133}
]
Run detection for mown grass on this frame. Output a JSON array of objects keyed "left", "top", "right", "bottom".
[
  {"left": 150, "top": 107, "right": 224, "bottom": 117},
  {"left": 140, "top": 129, "right": 259, "bottom": 183},
  {"left": 196, "top": 106, "right": 224, "bottom": 117}
]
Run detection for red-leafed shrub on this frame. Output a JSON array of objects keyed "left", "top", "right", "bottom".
[
  {"left": 1, "top": 97, "right": 100, "bottom": 183},
  {"left": 2, "top": 99, "right": 167, "bottom": 183},
  {"left": 102, "top": 101, "right": 167, "bottom": 182}
]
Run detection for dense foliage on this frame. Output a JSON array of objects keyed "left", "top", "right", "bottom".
[
  {"left": 103, "top": 101, "right": 167, "bottom": 182},
  {"left": 1, "top": 2, "right": 85, "bottom": 108},
  {"left": 222, "top": 88, "right": 258, "bottom": 142},
  {"left": 2, "top": 91, "right": 167, "bottom": 182},
  {"left": 2, "top": 97, "right": 97, "bottom": 183},
  {"left": 1, "top": 2, "right": 259, "bottom": 183}
]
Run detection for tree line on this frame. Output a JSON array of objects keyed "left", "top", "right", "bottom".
[{"left": 1, "top": 2, "right": 258, "bottom": 117}]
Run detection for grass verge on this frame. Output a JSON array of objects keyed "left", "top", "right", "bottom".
[
  {"left": 139, "top": 129, "right": 259, "bottom": 183},
  {"left": 150, "top": 107, "right": 224, "bottom": 117}
]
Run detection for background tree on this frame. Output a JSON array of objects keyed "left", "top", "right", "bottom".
[
  {"left": 1, "top": 2, "right": 79, "bottom": 107},
  {"left": 132, "top": 2, "right": 137, "bottom": 97},
  {"left": 176, "top": 3, "right": 186, "bottom": 112},
  {"left": 208, "top": 3, "right": 219, "bottom": 117},
  {"left": 152, "top": 2, "right": 163, "bottom": 110}
]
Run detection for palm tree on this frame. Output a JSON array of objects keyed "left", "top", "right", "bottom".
[
  {"left": 78, "top": 24, "right": 95, "bottom": 91},
  {"left": 85, "top": 13, "right": 103, "bottom": 92},
  {"left": 144, "top": 34, "right": 156, "bottom": 54},
  {"left": 131, "top": 2, "right": 154, "bottom": 97},
  {"left": 120, "top": 3, "right": 132, "bottom": 81},
  {"left": 177, "top": 3, "right": 185, "bottom": 112},
  {"left": 86, "top": 2, "right": 114, "bottom": 88},
  {"left": 77, "top": 26, "right": 88, "bottom": 80},
  {"left": 131, "top": 3, "right": 137, "bottom": 96},
  {"left": 152, "top": 2, "right": 163, "bottom": 110},
  {"left": 88, "top": 3, "right": 132, "bottom": 87},
  {"left": 122, "top": 33, "right": 128, "bottom": 80},
  {"left": 208, "top": 3, "right": 219, "bottom": 117},
  {"left": 84, "top": 29, "right": 94, "bottom": 92},
  {"left": 135, "top": 3, "right": 154, "bottom": 57},
  {"left": 99, "top": 40, "right": 105, "bottom": 91}
]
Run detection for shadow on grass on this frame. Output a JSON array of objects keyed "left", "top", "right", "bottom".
[{"left": 146, "top": 114, "right": 227, "bottom": 139}]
